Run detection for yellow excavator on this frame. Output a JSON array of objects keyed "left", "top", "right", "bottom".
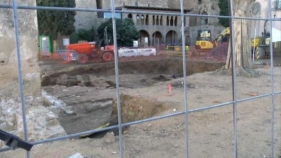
[
  {"left": 251, "top": 20, "right": 271, "bottom": 60},
  {"left": 192, "top": 27, "right": 230, "bottom": 55},
  {"left": 212, "top": 27, "right": 230, "bottom": 47},
  {"left": 194, "top": 22, "right": 275, "bottom": 59}
]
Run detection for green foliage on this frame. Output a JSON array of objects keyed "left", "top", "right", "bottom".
[
  {"left": 218, "top": 0, "right": 229, "bottom": 27},
  {"left": 37, "top": 0, "right": 76, "bottom": 40},
  {"left": 77, "top": 28, "right": 95, "bottom": 41},
  {"left": 69, "top": 31, "right": 79, "bottom": 44},
  {"left": 69, "top": 28, "right": 96, "bottom": 43},
  {"left": 97, "top": 18, "right": 140, "bottom": 47}
]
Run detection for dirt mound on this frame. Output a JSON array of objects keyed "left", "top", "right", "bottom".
[
  {"left": 43, "top": 86, "right": 167, "bottom": 137},
  {"left": 209, "top": 42, "right": 229, "bottom": 59},
  {"left": 111, "top": 94, "right": 167, "bottom": 124}
]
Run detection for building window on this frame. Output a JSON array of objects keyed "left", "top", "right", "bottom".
[
  {"left": 200, "top": 11, "right": 208, "bottom": 25},
  {"left": 174, "top": 16, "right": 178, "bottom": 26},
  {"left": 136, "top": 14, "right": 140, "bottom": 25},
  {"left": 145, "top": 15, "right": 149, "bottom": 25},
  {"left": 141, "top": 14, "right": 145, "bottom": 25},
  {"left": 201, "top": 17, "right": 208, "bottom": 25},
  {"left": 156, "top": 16, "right": 159, "bottom": 25},
  {"left": 198, "top": 0, "right": 202, "bottom": 4},
  {"left": 170, "top": 16, "right": 174, "bottom": 26},
  {"left": 96, "top": 0, "right": 103, "bottom": 18},
  {"left": 128, "top": 14, "right": 132, "bottom": 19},
  {"left": 276, "top": 0, "right": 281, "bottom": 10}
]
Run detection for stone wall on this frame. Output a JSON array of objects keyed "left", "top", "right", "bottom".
[
  {"left": 74, "top": 0, "right": 98, "bottom": 30},
  {"left": 0, "top": 0, "right": 40, "bottom": 98},
  {"left": 0, "top": 0, "right": 66, "bottom": 148}
]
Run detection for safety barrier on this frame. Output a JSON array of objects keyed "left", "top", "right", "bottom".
[{"left": 0, "top": 1, "right": 279, "bottom": 158}]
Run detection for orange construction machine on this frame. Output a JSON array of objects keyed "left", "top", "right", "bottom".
[
  {"left": 66, "top": 41, "right": 114, "bottom": 64},
  {"left": 65, "top": 27, "right": 115, "bottom": 64}
]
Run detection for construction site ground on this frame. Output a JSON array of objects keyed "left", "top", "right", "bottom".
[{"left": 1, "top": 52, "right": 281, "bottom": 158}]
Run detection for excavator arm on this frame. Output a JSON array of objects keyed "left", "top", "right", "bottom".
[{"left": 212, "top": 27, "right": 230, "bottom": 47}]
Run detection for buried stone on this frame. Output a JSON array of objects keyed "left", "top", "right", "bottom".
[
  {"left": 79, "top": 94, "right": 166, "bottom": 139},
  {"left": 171, "top": 81, "right": 196, "bottom": 89},
  {"left": 57, "top": 74, "right": 92, "bottom": 87}
]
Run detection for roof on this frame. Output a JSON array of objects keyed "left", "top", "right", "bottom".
[{"left": 122, "top": 5, "right": 191, "bottom": 12}]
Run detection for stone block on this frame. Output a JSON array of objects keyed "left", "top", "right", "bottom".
[
  {"left": 0, "top": 0, "right": 41, "bottom": 98},
  {"left": 0, "top": 97, "right": 66, "bottom": 148},
  {"left": 102, "top": 132, "right": 115, "bottom": 143}
]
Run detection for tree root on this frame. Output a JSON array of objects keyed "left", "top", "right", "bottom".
[{"left": 212, "top": 66, "right": 260, "bottom": 77}]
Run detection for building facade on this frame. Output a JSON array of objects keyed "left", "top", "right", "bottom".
[
  {"left": 121, "top": 6, "right": 190, "bottom": 46},
  {"left": 250, "top": 0, "right": 281, "bottom": 38},
  {"left": 74, "top": 0, "right": 224, "bottom": 46}
]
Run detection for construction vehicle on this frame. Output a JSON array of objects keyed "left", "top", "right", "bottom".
[
  {"left": 190, "top": 27, "right": 230, "bottom": 56},
  {"left": 251, "top": 20, "right": 271, "bottom": 60},
  {"left": 212, "top": 27, "right": 230, "bottom": 47},
  {"left": 65, "top": 27, "right": 115, "bottom": 64},
  {"left": 192, "top": 21, "right": 279, "bottom": 59}
]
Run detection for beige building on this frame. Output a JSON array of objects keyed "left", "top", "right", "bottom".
[
  {"left": 74, "top": 0, "right": 224, "bottom": 46},
  {"left": 251, "top": 0, "right": 281, "bottom": 38},
  {"left": 121, "top": 6, "right": 190, "bottom": 46}
]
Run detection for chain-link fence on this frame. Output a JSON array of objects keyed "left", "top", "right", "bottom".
[{"left": 0, "top": 0, "right": 280, "bottom": 158}]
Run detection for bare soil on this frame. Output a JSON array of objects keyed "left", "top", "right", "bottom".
[
  {"left": 1, "top": 58, "right": 281, "bottom": 158},
  {"left": 38, "top": 58, "right": 225, "bottom": 137}
]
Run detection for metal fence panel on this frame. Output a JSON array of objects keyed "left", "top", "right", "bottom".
[{"left": 0, "top": 0, "right": 279, "bottom": 157}]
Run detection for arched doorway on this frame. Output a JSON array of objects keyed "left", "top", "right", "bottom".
[
  {"left": 151, "top": 31, "right": 163, "bottom": 46},
  {"left": 166, "top": 30, "right": 177, "bottom": 45},
  {"left": 139, "top": 30, "right": 150, "bottom": 47}
]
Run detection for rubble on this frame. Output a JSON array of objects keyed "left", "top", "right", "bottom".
[
  {"left": 102, "top": 132, "right": 115, "bottom": 143},
  {"left": 0, "top": 97, "right": 66, "bottom": 148}
]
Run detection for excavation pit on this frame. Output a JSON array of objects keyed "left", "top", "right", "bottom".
[{"left": 40, "top": 58, "right": 225, "bottom": 137}]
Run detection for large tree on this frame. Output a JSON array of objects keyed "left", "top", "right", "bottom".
[
  {"left": 218, "top": 0, "right": 229, "bottom": 27},
  {"left": 223, "top": 0, "right": 259, "bottom": 76},
  {"left": 97, "top": 18, "right": 140, "bottom": 47},
  {"left": 36, "top": 0, "right": 76, "bottom": 40}
]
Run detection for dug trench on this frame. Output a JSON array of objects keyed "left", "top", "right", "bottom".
[{"left": 40, "top": 58, "right": 225, "bottom": 138}]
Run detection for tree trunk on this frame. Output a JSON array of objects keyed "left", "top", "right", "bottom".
[{"left": 225, "top": 0, "right": 255, "bottom": 70}]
